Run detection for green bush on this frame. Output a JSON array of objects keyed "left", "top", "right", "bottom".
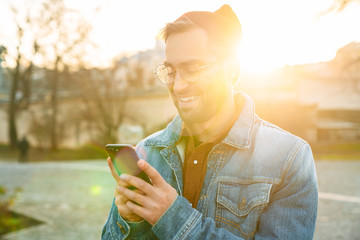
[{"left": 0, "top": 186, "right": 22, "bottom": 236}]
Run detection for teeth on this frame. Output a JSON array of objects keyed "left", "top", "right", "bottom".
[{"left": 180, "top": 96, "right": 197, "bottom": 102}]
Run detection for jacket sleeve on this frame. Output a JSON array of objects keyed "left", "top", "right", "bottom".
[
  {"left": 152, "top": 194, "right": 247, "bottom": 240},
  {"left": 101, "top": 199, "right": 157, "bottom": 240},
  {"left": 255, "top": 142, "right": 318, "bottom": 240}
]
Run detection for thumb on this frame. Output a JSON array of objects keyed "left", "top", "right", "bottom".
[{"left": 137, "top": 159, "right": 164, "bottom": 186}]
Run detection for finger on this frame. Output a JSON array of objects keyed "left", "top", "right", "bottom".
[
  {"left": 115, "top": 192, "right": 130, "bottom": 212},
  {"left": 118, "top": 185, "right": 147, "bottom": 207},
  {"left": 107, "top": 157, "right": 121, "bottom": 182},
  {"left": 137, "top": 159, "right": 164, "bottom": 186},
  {"left": 120, "top": 174, "right": 152, "bottom": 195},
  {"left": 116, "top": 199, "right": 135, "bottom": 219},
  {"left": 117, "top": 180, "right": 144, "bottom": 192},
  {"left": 125, "top": 200, "right": 148, "bottom": 220},
  {"left": 115, "top": 186, "right": 129, "bottom": 202},
  {"left": 116, "top": 185, "right": 135, "bottom": 199},
  {"left": 134, "top": 188, "right": 145, "bottom": 195},
  {"left": 115, "top": 194, "right": 126, "bottom": 206},
  {"left": 118, "top": 179, "right": 131, "bottom": 188},
  {"left": 114, "top": 193, "right": 143, "bottom": 222}
]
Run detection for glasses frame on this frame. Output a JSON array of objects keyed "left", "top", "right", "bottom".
[{"left": 154, "top": 62, "right": 213, "bottom": 86}]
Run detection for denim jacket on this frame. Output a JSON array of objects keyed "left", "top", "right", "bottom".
[{"left": 102, "top": 92, "right": 318, "bottom": 240}]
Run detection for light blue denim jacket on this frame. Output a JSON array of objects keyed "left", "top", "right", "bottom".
[{"left": 102, "top": 92, "right": 318, "bottom": 240}]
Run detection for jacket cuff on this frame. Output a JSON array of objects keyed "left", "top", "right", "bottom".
[
  {"left": 123, "top": 219, "right": 153, "bottom": 239},
  {"left": 152, "top": 195, "right": 201, "bottom": 239}
]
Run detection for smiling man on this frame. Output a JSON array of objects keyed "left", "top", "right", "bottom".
[{"left": 102, "top": 5, "right": 318, "bottom": 240}]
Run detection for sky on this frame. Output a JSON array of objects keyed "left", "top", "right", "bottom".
[{"left": 1, "top": 0, "right": 360, "bottom": 73}]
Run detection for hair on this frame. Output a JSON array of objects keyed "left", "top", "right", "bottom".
[
  {"left": 159, "top": 17, "right": 196, "bottom": 42},
  {"left": 159, "top": 16, "right": 240, "bottom": 61}
]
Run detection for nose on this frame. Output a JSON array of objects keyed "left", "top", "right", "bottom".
[{"left": 172, "top": 70, "right": 189, "bottom": 92}]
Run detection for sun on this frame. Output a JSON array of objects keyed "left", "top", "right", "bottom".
[{"left": 230, "top": 0, "right": 360, "bottom": 74}]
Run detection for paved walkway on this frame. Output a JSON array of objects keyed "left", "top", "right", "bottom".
[
  {"left": 0, "top": 160, "right": 115, "bottom": 240},
  {"left": 0, "top": 159, "right": 359, "bottom": 239},
  {"left": 314, "top": 160, "right": 360, "bottom": 240}
]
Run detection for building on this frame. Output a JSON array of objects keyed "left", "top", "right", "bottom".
[
  {"left": 297, "top": 42, "right": 360, "bottom": 142},
  {"left": 114, "top": 40, "right": 165, "bottom": 89}
]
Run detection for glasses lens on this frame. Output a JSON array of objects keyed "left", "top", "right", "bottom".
[
  {"left": 180, "top": 63, "right": 199, "bottom": 82},
  {"left": 156, "top": 65, "right": 173, "bottom": 84}
]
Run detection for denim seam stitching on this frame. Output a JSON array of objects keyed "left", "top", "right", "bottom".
[
  {"left": 275, "top": 141, "right": 306, "bottom": 192},
  {"left": 217, "top": 197, "right": 267, "bottom": 217},
  {"left": 178, "top": 210, "right": 201, "bottom": 240},
  {"left": 152, "top": 194, "right": 179, "bottom": 230},
  {"left": 218, "top": 178, "right": 281, "bottom": 185},
  {"left": 215, "top": 215, "right": 255, "bottom": 239},
  {"left": 203, "top": 145, "right": 223, "bottom": 215},
  {"left": 217, "top": 182, "right": 269, "bottom": 216},
  {"left": 282, "top": 141, "right": 306, "bottom": 180},
  {"left": 108, "top": 229, "right": 116, "bottom": 240},
  {"left": 160, "top": 148, "right": 183, "bottom": 195}
]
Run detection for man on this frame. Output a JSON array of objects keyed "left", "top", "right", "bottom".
[
  {"left": 18, "top": 136, "right": 30, "bottom": 163},
  {"left": 102, "top": 4, "right": 318, "bottom": 240}
]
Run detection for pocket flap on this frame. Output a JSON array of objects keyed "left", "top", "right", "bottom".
[{"left": 217, "top": 181, "right": 272, "bottom": 217}]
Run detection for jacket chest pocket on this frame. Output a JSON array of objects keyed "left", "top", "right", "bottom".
[{"left": 216, "top": 181, "right": 272, "bottom": 239}]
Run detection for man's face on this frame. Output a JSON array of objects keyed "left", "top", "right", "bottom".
[{"left": 164, "top": 27, "right": 233, "bottom": 125}]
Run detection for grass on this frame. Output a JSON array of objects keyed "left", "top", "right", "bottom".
[
  {"left": 0, "top": 143, "right": 108, "bottom": 162},
  {"left": 0, "top": 210, "right": 43, "bottom": 236},
  {"left": 311, "top": 142, "right": 360, "bottom": 160},
  {"left": 0, "top": 186, "right": 43, "bottom": 237}
]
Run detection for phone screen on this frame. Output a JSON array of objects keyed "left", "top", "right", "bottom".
[{"left": 106, "top": 144, "right": 151, "bottom": 184}]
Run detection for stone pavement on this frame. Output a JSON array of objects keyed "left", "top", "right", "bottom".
[
  {"left": 314, "top": 160, "right": 360, "bottom": 240},
  {"left": 0, "top": 160, "right": 116, "bottom": 240},
  {"left": 0, "top": 159, "right": 359, "bottom": 239}
]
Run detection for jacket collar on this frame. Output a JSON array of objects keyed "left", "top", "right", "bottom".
[
  {"left": 222, "top": 92, "right": 255, "bottom": 149},
  {"left": 144, "top": 92, "right": 255, "bottom": 149},
  {"left": 144, "top": 115, "right": 182, "bottom": 148}
]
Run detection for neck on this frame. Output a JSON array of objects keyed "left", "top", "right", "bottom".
[{"left": 185, "top": 96, "right": 238, "bottom": 143}]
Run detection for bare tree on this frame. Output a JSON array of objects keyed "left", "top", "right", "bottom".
[
  {"left": 33, "top": 0, "right": 93, "bottom": 150},
  {"left": 0, "top": 46, "right": 6, "bottom": 61},
  {"left": 77, "top": 67, "right": 131, "bottom": 144},
  {"left": 324, "top": 0, "right": 360, "bottom": 13},
  {"left": 6, "top": 6, "right": 39, "bottom": 148},
  {"left": 0, "top": 45, "right": 7, "bottom": 89}
]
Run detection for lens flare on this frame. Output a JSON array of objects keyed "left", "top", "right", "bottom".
[
  {"left": 112, "top": 148, "right": 141, "bottom": 176},
  {"left": 90, "top": 185, "right": 102, "bottom": 195}
]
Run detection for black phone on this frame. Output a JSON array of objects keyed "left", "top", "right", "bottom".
[{"left": 106, "top": 144, "right": 151, "bottom": 185}]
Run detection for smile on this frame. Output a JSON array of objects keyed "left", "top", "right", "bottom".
[{"left": 179, "top": 96, "right": 199, "bottom": 102}]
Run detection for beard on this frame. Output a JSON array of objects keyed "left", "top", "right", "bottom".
[{"left": 170, "top": 89, "right": 226, "bottom": 126}]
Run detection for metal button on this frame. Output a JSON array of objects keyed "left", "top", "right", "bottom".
[
  {"left": 117, "top": 222, "right": 126, "bottom": 234},
  {"left": 193, "top": 160, "right": 198, "bottom": 164}
]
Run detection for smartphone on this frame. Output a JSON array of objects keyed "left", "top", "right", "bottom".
[{"left": 106, "top": 144, "right": 151, "bottom": 185}]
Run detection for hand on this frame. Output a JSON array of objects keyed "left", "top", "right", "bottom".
[
  {"left": 107, "top": 157, "right": 143, "bottom": 222},
  {"left": 117, "top": 159, "right": 178, "bottom": 225}
]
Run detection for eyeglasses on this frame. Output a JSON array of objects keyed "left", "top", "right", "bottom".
[{"left": 154, "top": 62, "right": 213, "bottom": 85}]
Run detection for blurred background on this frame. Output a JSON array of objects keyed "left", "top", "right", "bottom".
[
  {"left": 0, "top": 0, "right": 359, "bottom": 239},
  {"left": 0, "top": 0, "right": 359, "bottom": 156}
]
